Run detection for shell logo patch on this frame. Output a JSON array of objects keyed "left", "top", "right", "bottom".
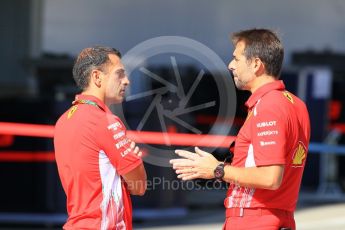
[
  {"left": 292, "top": 141, "right": 307, "bottom": 167},
  {"left": 67, "top": 105, "right": 78, "bottom": 119},
  {"left": 283, "top": 91, "right": 294, "bottom": 104}
]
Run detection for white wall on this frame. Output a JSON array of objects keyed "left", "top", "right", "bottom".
[{"left": 42, "top": 0, "right": 345, "bottom": 64}]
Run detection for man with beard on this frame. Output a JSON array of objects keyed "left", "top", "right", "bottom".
[{"left": 170, "top": 29, "right": 310, "bottom": 230}]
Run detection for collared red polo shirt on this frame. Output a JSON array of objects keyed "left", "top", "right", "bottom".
[
  {"left": 54, "top": 94, "right": 142, "bottom": 230},
  {"left": 224, "top": 80, "right": 310, "bottom": 212}
]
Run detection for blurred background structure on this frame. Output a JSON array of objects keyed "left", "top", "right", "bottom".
[{"left": 1, "top": 0, "right": 345, "bottom": 229}]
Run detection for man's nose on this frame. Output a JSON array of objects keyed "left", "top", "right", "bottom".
[
  {"left": 124, "top": 76, "right": 130, "bottom": 85},
  {"left": 228, "top": 60, "right": 234, "bottom": 71}
]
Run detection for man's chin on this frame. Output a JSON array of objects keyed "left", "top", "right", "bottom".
[
  {"left": 234, "top": 81, "right": 244, "bottom": 90},
  {"left": 105, "top": 96, "right": 124, "bottom": 105},
  {"left": 234, "top": 79, "right": 249, "bottom": 91}
]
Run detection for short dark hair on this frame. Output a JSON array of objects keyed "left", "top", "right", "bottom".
[
  {"left": 72, "top": 46, "right": 122, "bottom": 90},
  {"left": 231, "top": 28, "right": 284, "bottom": 78}
]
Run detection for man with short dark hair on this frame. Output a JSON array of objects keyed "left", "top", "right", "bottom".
[
  {"left": 170, "top": 29, "right": 310, "bottom": 230},
  {"left": 54, "top": 46, "right": 146, "bottom": 230}
]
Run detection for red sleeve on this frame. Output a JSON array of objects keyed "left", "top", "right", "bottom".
[
  {"left": 98, "top": 114, "right": 143, "bottom": 176},
  {"left": 250, "top": 103, "right": 288, "bottom": 166}
]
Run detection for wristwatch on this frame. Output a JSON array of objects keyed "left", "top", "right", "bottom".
[{"left": 214, "top": 163, "right": 225, "bottom": 181}]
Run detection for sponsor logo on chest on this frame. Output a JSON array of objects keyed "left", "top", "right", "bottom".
[
  {"left": 256, "top": 120, "right": 276, "bottom": 128},
  {"left": 107, "top": 122, "right": 122, "bottom": 131},
  {"left": 115, "top": 138, "right": 130, "bottom": 149},
  {"left": 257, "top": 130, "right": 279, "bottom": 136},
  {"left": 113, "top": 131, "right": 125, "bottom": 140}
]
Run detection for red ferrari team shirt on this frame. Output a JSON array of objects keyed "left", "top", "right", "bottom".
[
  {"left": 224, "top": 81, "right": 310, "bottom": 212},
  {"left": 54, "top": 94, "right": 142, "bottom": 230}
]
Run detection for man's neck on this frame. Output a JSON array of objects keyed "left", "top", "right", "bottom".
[
  {"left": 249, "top": 75, "right": 276, "bottom": 94},
  {"left": 81, "top": 89, "right": 105, "bottom": 104}
]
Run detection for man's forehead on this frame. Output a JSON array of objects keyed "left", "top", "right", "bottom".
[
  {"left": 108, "top": 53, "right": 120, "bottom": 63},
  {"left": 108, "top": 54, "right": 124, "bottom": 68},
  {"left": 233, "top": 41, "right": 245, "bottom": 55}
]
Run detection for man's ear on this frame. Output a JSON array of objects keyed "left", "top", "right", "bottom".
[
  {"left": 254, "top": 58, "right": 265, "bottom": 75},
  {"left": 90, "top": 69, "right": 102, "bottom": 88}
]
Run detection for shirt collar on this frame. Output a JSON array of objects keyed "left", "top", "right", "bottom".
[
  {"left": 245, "top": 80, "right": 285, "bottom": 109},
  {"left": 74, "top": 94, "right": 109, "bottom": 112}
]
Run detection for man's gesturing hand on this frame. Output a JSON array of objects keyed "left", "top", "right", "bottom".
[
  {"left": 170, "top": 147, "right": 220, "bottom": 180},
  {"left": 130, "top": 140, "right": 142, "bottom": 157}
]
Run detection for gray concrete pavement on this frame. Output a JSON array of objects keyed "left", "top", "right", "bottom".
[
  {"left": 136, "top": 203, "right": 345, "bottom": 230},
  {"left": 295, "top": 203, "right": 345, "bottom": 230}
]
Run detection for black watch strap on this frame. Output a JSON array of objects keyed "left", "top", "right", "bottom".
[{"left": 214, "top": 163, "right": 225, "bottom": 181}]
